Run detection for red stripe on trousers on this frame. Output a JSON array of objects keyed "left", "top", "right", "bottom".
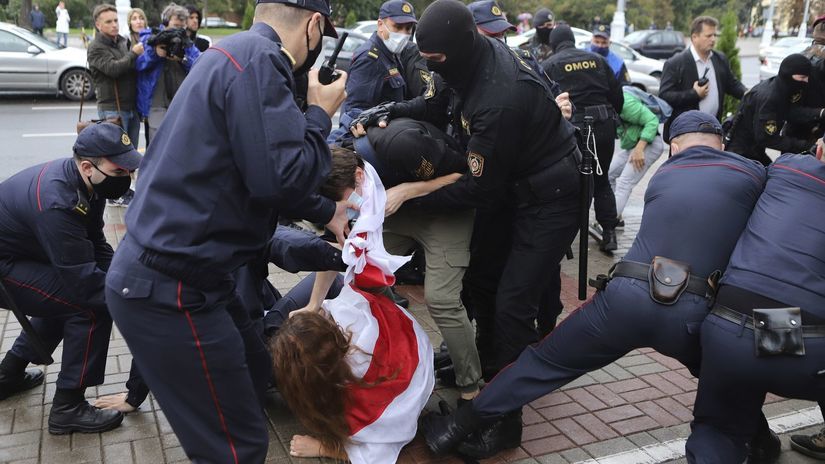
[{"left": 177, "top": 281, "right": 239, "bottom": 464}]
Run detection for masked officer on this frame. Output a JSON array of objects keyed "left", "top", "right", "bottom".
[
  {"left": 543, "top": 24, "right": 624, "bottom": 251},
  {"left": 0, "top": 122, "right": 140, "bottom": 434},
  {"left": 420, "top": 112, "right": 777, "bottom": 461},
  {"left": 684, "top": 149, "right": 825, "bottom": 463},
  {"left": 726, "top": 54, "right": 816, "bottom": 165},
  {"left": 519, "top": 7, "right": 554, "bottom": 65},
  {"left": 590, "top": 25, "right": 631, "bottom": 85},
  {"left": 329, "top": 0, "right": 419, "bottom": 145},
  {"left": 786, "top": 16, "right": 825, "bottom": 145},
  {"left": 354, "top": 0, "right": 582, "bottom": 379},
  {"left": 103, "top": 0, "right": 350, "bottom": 461}
]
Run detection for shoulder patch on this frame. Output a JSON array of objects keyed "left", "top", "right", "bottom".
[
  {"left": 367, "top": 47, "right": 379, "bottom": 59},
  {"left": 764, "top": 120, "right": 777, "bottom": 135},
  {"left": 73, "top": 189, "right": 89, "bottom": 216},
  {"left": 792, "top": 91, "right": 802, "bottom": 103},
  {"left": 468, "top": 152, "right": 485, "bottom": 177},
  {"left": 420, "top": 70, "right": 436, "bottom": 99},
  {"left": 461, "top": 113, "right": 471, "bottom": 135}
]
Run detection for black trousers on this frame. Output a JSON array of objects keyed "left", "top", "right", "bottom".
[
  {"left": 106, "top": 237, "right": 268, "bottom": 464},
  {"left": 3, "top": 260, "right": 112, "bottom": 390},
  {"left": 575, "top": 118, "right": 619, "bottom": 229}
]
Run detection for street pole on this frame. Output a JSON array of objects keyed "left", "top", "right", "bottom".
[
  {"left": 116, "top": 0, "right": 131, "bottom": 36},
  {"left": 799, "top": 0, "right": 811, "bottom": 38},
  {"left": 761, "top": 0, "right": 776, "bottom": 48},
  {"left": 611, "top": 0, "right": 626, "bottom": 42}
]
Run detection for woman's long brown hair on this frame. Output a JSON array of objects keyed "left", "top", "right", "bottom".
[{"left": 271, "top": 311, "right": 357, "bottom": 457}]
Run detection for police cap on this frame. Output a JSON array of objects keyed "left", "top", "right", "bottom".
[
  {"left": 669, "top": 110, "right": 724, "bottom": 141},
  {"left": 469, "top": 1, "right": 516, "bottom": 34},
  {"left": 73, "top": 122, "right": 143, "bottom": 171},
  {"left": 255, "top": 0, "right": 338, "bottom": 37},
  {"left": 533, "top": 8, "right": 553, "bottom": 27},
  {"left": 593, "top": 24, "right": 610, "bottom": 39},
  {"left": 379, "top": 0, "right": 417, "bottom": 24}
]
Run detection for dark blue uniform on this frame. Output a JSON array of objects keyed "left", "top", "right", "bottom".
[
  {"left": 0, "top": 159, "right": 113, "bottom": 390},
  {"left": 105, "top": 22, "right": 336, "bottom": 463},
  {"left": 686, "top": 154, "right": 825, "bottom": 463},
  {"left": 471, "top": 147, "right": 766, "bottom": 417}
]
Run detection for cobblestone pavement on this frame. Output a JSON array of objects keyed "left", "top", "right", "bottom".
[{"left": 0, "top": 155, "right": 821, "bottom": 463}]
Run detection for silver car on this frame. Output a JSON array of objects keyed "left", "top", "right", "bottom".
[{"left": 0, "top": 22, "right": 92, "bottom": 101}]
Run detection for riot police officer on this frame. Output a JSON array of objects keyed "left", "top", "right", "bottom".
[
  {"left": 726, "top": 53, "right": 815, "bottom": 165},
  {"left": 543, "top": 24, "right": 624, "bottom": 251},
  {"left": 420, "top": 111, "right": 775, "bottom": 461},
  {"left": 103, "top": 0, "right": 349, "bottom": 461},
  {"left": 784, "top": 17, "right": 825, "bottom": 147},
  {"left": 590, "top": 25, "right": 631, "bottom": 86},
  {"left": 685, "top": 150, "right": 825, "bottom": 463},
  {"left": 518, "top": 7, "right": 554, "bottom": 65},
  {"left": 0, "top": 122, "right": 140, "bottom": 434}
]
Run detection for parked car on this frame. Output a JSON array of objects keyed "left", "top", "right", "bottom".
[
  {"left": 313, "top": 28, "right": 370, "bottom": 74},
  {"left": 577, "top": 39, "right": 664, "bottom": 77},
  {"left": 758, "top": 36, "right": 809, "bottom": 64},
  {"left": 202, "top": 17, "right": 238, "bottom": 28},
  {"left": 506, "top": 26, "right": 592, "bottom": 49},
  {"left": 0, "top": 22, "right": 92, "bottom": 101},
  {"left": 759, "top": 40, "right": 809, "bottom": 80},
  {"left": 351, "top": 20, "right": 377, "bottom": 36},
  {"left": 626, "top": 69, "right": 660, "bottom": 95},
  {"left": 622, "top": 29, "right": 685, "bottom": 59}
]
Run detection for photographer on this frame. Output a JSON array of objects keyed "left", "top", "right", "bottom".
[{"left": 136, "top": 3, "right": 201, "bottom": 143}]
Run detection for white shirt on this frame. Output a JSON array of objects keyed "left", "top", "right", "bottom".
[
  {"left": 55, "top": 7, "right": 70, "bottom": 33},
  {"left": 690, "top": 44, "right": 719, "bottom": 118}
]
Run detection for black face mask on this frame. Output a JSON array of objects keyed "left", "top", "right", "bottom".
[
  {"left": 416, "top": 0, "right": 477, "bottom": 87},
  {"left": 294, "top": 19, "right": 323, "bottom": 78},
  {"left": 536, "top": 26, "right": 552, "bottom": 44},
  {"left": 89, "top": 164, "right": 132, "bottom": 199}
]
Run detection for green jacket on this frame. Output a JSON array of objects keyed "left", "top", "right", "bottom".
[
  {"left": 87, "top": 33, "right": 138, "bottom": 111},
  {"left": 617, "top": 92, "right": 659, "bottom": 150}
]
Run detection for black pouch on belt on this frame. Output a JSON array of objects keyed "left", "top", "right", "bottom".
[
  {"left": 584, "top": 105, "right": 611, "bottom": 123},
  {"left": 648, "top": 256, "right": 690, "bottom": 305},
  {"left": 753, "top": 307, "right": 805, "bottom": 357}
]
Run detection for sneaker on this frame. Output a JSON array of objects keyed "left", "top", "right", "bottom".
[{"left": 791, "top": 428, "right": 825, "bottom": 460}]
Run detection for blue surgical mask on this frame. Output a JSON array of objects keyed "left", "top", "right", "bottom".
[
  {"left": 346, "top": 190, "right": 363, "bottom": 221},
  {"left": 590, "top": 44, "right": 609, "bottom": 57}
]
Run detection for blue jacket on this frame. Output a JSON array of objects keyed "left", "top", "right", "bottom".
[
  {"left": 125, "top": 22, "right": 335, "bottom": 272},
  {"left": 135, "top": 27, "right": 201, "bottom": 118},
  {"left": 0, "top": 159, "right": 112, "bottom": 308}
]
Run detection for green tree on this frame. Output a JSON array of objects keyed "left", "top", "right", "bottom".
[
  {"left": 716, "top": 5, "right": 741, "bottom": 116},
  {"left": 241, "top": 0, "right": 253, "bottom": 29}
]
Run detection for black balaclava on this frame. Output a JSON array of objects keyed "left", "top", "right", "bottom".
[
  {"left": 548, "top": 24, "right": 575, "bottom": 53},
  {"left": 533, "top": 8, "right": 554, "bottom": 44},
  {"left": 777, "top": 53, "right": 812, "bottom": 98},
  {"left": 415, "top": 0, "right": 478, "bottom": 87}
]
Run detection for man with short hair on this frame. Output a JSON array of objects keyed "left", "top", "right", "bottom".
[
  {"left": 660, "top": 15, "right": 746, "bottom": 141},
  {"left": 590, "top": 25, "right": 630, "bottom": 85},
  {"left": 518, "top": 7, "right": 554, "bottom": 64},
  {"left": 87, "top": 3, "right": 144, "bottom": 147},
  {"left": 184, "top": 4, "right": 211, "bottom": 52},
  {"left": 103, "top": 0, "right": 349, "bottom": 460},
  {"left": 0, "top": 122, "right": 141, "bottom": 434}
]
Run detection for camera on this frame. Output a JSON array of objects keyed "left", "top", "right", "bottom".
[{"left": 147, "top": 28, "right": 192, "bottom": 60}]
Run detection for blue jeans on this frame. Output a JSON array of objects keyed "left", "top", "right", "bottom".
[
  {"left": 56, "top": 32, "right": 68, "bottom": 47},
  {"left": 98, "top": 109, "right": 140, "bottom": 149}
]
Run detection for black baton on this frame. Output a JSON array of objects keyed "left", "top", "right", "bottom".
[
  {"left": 578, "top": 116, "right": 596, "bottom": 300},
  {"left": 0, "top": 280, "right": 54, "bottom": 365}
]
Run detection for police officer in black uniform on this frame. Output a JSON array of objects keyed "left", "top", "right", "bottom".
[
  {"left": 420, "top": 111, "right": 777, "bottom": 461},
  {"left": 785, "top": 16, "right": 825, "bottom": 145},
  {"left": 543, "top": 24, "right": 624, "bottom": 251},
  {"left": 354, "top": 0, "right": 582, "bottom": 378},
  {"left": 685, "top": 150, "right": 825, "bottom": 463},
  {"left": 103, "top": 0, "right": 349, "bottom": 461},
  {"left": 726, "top": 54, "right": 816, "bottom": 165},
  {"left": 0, "top": 122, "right": 140, "bottom": 434},
  {"left": 519, "top": 7, "right": 554, "bottom": 65}
]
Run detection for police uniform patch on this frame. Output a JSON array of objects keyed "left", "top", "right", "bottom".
[
  {"left": 368, "top": 47, "right": 379, "bottom": 59},
  {"left": 121, "top": 133, "right": 131, "bottom": 146},
  {"left": 468, "top": 153, "right": 485, "bottom": 177},
  {"left": 420, "top": 70, "right": 436, "bottom": 99},
  {"left": 491, "top": 5, "right": 502, "bottom": 16},
  {"left": 792, "top": 91, "right": 802, "bottom": 103},
  {"left": 461, "top": 114, "right": 471, "bottom": 134},
  {"left": 73, "top": 189, "right": 89, "bottom": 216},
  {"left": 764, "top": 120, "right": 777, "bottom": 135},
  {"left": 415, "top": 157, "right": 435, "bottom": 179},
  {"left": 402, "top": 3, "right": 412, "bottom": 13},
  {"left": 388, "top": 67, "right": 400, "bottom": 77}
]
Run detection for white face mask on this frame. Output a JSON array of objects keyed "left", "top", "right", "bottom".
[{"left": 382, "top": 31, "right": 410, "bottom": 54}]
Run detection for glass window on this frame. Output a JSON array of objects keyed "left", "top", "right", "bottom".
[
  {"left": 0, "top": 30, "right": 32, "bottom": 53},
  {"left": 646, "top": 33, "right": 664, "bottom": 45},
  {"left": 611, "top": 43, "right": 635, "bottom": 60}
]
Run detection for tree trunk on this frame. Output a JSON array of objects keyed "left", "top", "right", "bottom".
[{"left": 19, "top": 0, "right": 32, "bottom": 28}]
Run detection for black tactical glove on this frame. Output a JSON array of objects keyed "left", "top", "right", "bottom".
[{"left": 350, "top": 102, "right": 396, "bottom": 131}]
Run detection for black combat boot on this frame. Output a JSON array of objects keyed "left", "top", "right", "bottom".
[
  {"left": 422, "top": 400, "right": 490, "bottom": 456},
  {"left": 0, "top": 353, "right": 43, "bottom": 400},
  {"left": 600, "top": 227, "right": 618, "bottom": 252},
  {"left": 456, "top": 408, "right": 523, "bottom": 459},
  {"left": 48, "top": 388, "right": 124, "bottom": 435},
  {"left": 748, "top": 423, "right": 781, "bottom": 463}
]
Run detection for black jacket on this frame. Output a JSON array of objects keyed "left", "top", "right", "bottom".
[
  {"left": 660, "top": 48, "right": 746, "bottom": 140},
  {"left": 542, "top": 42, "right": 623, "bottom": 119}
]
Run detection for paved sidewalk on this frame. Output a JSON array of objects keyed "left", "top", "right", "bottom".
[{"left": 0, "top": 155, "right": 821, "bottom": 463}]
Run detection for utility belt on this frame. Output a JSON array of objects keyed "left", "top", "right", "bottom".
[
  {"left": 138, "top": 247, "right": 228, "bottom": 291},
  {"left": 710, "top": 286, "right": 825, "bottom": 357},
  {"left": 589, "top": 257, "right": 720, "bottom": 305},
  {"left": 510, "top": 147, "right": 581, "bottom": 207},
  {"left": 571, "top": 104, "right": 617, "bottom": 125}
]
